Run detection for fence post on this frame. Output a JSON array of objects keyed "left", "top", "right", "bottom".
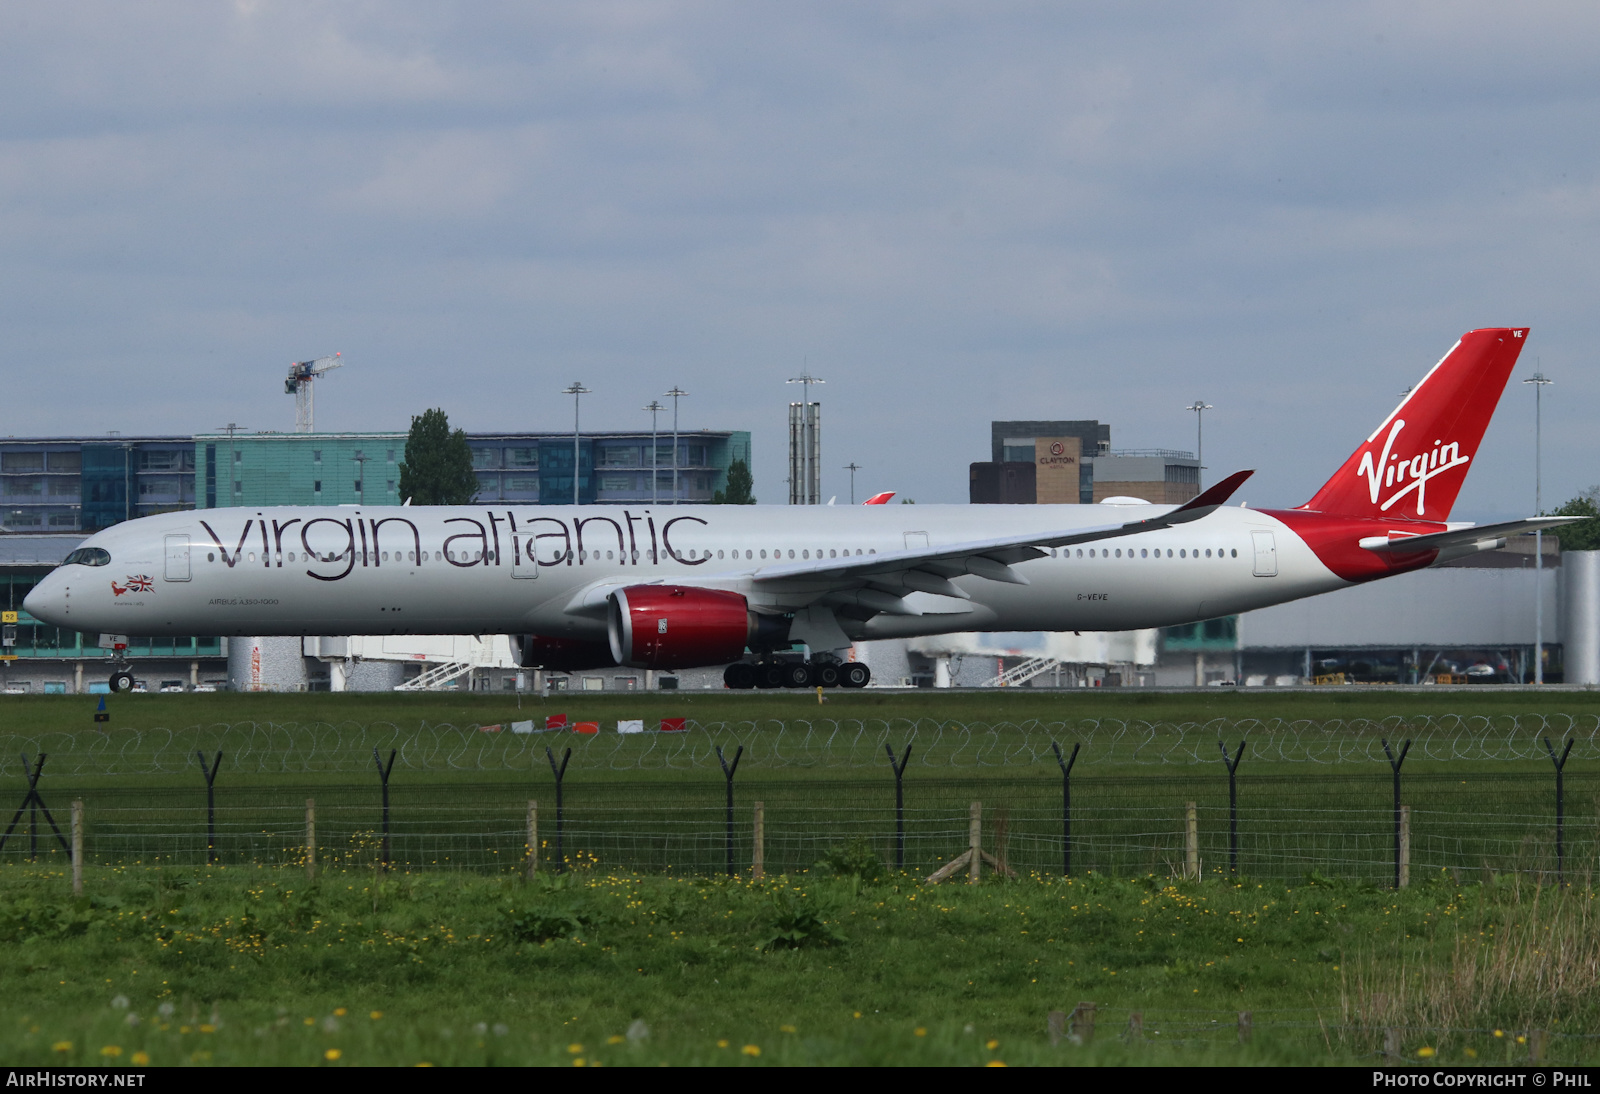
[
  {"left": 1399, "top": 805, "right": 1411, "bottom": 888},
  {"left": 968, "top": 801, "right": 982, "bottom": 884},
  {"left": 753, "top": 801, "right": 765, "bottom": 881},
  {"left": 526, "top": 800, "right": 538, "bottom": 879},
  {"left": 1219, "top": 739, "right": 1244, "bottom": 874},
  {"left": 1382, "top": 738, "right": 1412, "bottom": 890},
  {"left": 1237, "top": 1010, "right": 1252, "bottom": 1044},
  {"left": 545, "top": 747, "right": 571, "bottom": 873},
  {"left": 1, "top": 755, "right": 71, "bottom": 862},
  {"left": 372, "top": 748, "right": 396, "bottom": 874},
  {"left": 885, "top": 743, "right": 912, "bottom": 870},
  {"left": 1068, "top": 1002, "right": 1095, "bottom": 1044},
  {"left": 1544, "top": 736, "right": 1573, "bottom": 886},
  {"left": 305, "top": 798, "right": 316, "bottom": 880},
  {"left": 1184, "top": 801, "right": 1199, "bottom": 880},
  {"left": 196, "top": 751, "right": 222, "bottom": 865},
  {"left": 71, "top": 800, "right": 83, "bottom": 896},
  {"left": 1052, "top": 741, "right": 1079, "bottom": 877},
  {"left": 716, "top": 745, "right": 743, "bottom": 878}
]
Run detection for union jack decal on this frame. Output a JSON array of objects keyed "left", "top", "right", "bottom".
[{"left": 112, "top": 575, "right": 154, "bottom": 596}]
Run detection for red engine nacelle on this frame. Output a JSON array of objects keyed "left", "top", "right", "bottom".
[
  {"left": 607, "top": 586, "right": 756, "bottom": 669},
  {"left": 512, "top": 634, "right": 618, "bottom": 672}
]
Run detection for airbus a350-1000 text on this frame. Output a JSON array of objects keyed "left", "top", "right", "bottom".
[{"left": 25, "top": 328, "right": 1575, "bottom": 691}]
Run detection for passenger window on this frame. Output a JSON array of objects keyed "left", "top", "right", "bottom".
[{"left": 760, "top": 550, "right": 767, "bottom": 559}]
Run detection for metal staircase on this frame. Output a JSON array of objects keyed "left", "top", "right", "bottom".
[
  {"left": 394, "top": 659, "right": 475, "bottom": 692},
  {"left": 982, "top": 656, "right": 1062, "bottom": 688}
]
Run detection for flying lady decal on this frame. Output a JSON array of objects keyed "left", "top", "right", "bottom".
[{"left": 112, "top": 575, "right": 153, "bottom": 597}]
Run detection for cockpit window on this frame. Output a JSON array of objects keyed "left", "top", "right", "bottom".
[{"left": 63, "top": 547, "right": 111, "bottom": 567}]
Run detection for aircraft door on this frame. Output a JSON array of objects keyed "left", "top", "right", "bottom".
[
  {"left": 164, "top": 535, "right": 191, "bottom": 582},
  {"left": 904, "top": 532, "right": 929, "bottom": 550},
  {"left": 510, "top": 521, "right": 539, "bottom": 579},
  {"left": 1251, "top": 530, "right": 1278, "bottom": 577}
]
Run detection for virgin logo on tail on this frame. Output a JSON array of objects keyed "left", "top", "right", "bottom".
[{"left": 1354, "top": 419, "right": 1471, "bottom": 517}]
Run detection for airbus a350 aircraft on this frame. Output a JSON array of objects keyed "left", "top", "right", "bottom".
[{"left": 25, "top": 327, "right": 1574, "bottom": 692}]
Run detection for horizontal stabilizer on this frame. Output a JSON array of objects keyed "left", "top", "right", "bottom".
[{"left": 1358, "top": 516, "right": 1583, "bottom": 554}]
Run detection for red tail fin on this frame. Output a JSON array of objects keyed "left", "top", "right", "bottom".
[{"left": 1300, "top": 328, "right": 1529, "bottom": 520}]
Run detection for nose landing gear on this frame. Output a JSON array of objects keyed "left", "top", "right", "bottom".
[
  {"left": 723, "top": 659, "right": 871, "bottom": 690},
  {"left": 109, "top": 670, "right": 136, "bottom": 693}
]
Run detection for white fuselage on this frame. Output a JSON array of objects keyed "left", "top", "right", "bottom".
[{"left": 24, "top": 502, "right": 1349, "bottom": 643}]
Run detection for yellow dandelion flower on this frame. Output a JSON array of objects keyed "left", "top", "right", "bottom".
[
  {"left": 986, "top": 1060, "right": 1008, "bottom": 1067},
  {"left": 1494, "top": 1030, "right": 1504, "bottom": 1038},
  {"left": 324, "top": 1049, "right": 341, "bottom": 1061},
  {"left": 131, "top": 1052, "right": 150, "bottom": 1066},
  {"left": 52, "top": 1042, "right": 71, "bottom": 1053},
  {"left": 717, "top": 1039, "right": 730, "bottom": 1048},
  {"left": 567, "top": 1043, "right": 583, "bottom": 1054},
  {"left": 573, "top": 1058, "right": 587, "bottom": 1067},
  {"left": 100, "top": 1046, "right": 123, "bottom": 1057},
  {"left": 780, "top": 1025, "right": 797, "bottom": 1033},
  {"left": 742, "top": 1045, "right": 761, "bottom": 1057},
  {"left": 333, "top": 1008, "right": 347, "bottom": 1017},
  {"left": 370, "top": 1011, "right": 383, "bottom": 1020},
  {"left": 915, "top": 1028, "right": 927, "bottom": 1037},
  {"left": 986, "top": 1039, "right": 1000, "bottom": 1050},
  {"left": 1417, "top": 1047, "right": 1435, "bottom": 1058},
  {"left": 608, "top": 1035, "right": 625, "bottom": 1045}
]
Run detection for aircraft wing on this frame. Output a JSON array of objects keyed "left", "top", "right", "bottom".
[
  {"left": 558, "top": 470, "right": 1255, "bottom": 619},
  {"left": 748, "top": 469, "right": 1256, "bottom": 596},
  {"left": 1358, "top": 516, "right": 1583, "bottom": 554}
]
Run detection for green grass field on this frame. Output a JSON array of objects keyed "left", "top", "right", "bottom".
[
  {"left": 1, "top": 862, "right": 1594, "bottom": 1066},
  {"left": 6, "top": 684, "right": 1600, "bottom": 736},
  {"left": 3, "top": 690, "right": 1599, "bottom": 1065}
]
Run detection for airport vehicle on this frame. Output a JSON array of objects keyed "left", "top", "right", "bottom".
[{"left": 24, "top": 328, "right": 1575, "bottom": 692}]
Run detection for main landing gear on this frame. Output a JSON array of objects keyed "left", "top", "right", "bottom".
[{"left": 723, "top": 660, "right": 871, "bottom": 690}]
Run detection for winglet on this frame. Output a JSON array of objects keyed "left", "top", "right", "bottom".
[
  {"left": 1174, "top": 469, "right": 1254, "bottom": 514},
  {"left": 863, "top": 491, "right": 896, "bottom": 505}
]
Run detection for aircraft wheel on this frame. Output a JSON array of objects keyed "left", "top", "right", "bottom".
[
  {"left": 780, "top": 662, "right": 813, "bottom": 688},
  {"left": 814, "top": 662, "right": 842, "bottom": 688},
  {"left": 759, "top": 663, "right": 787, "bottom": 689},
  {"left": 109, "top": 670, "right": 135, "bottom": 693},
  {"left": 841, "top": 663, "right": 871, "bottom": 689},
  {"left": 723, "top": 663, "right": 756, "bottom": 690}
]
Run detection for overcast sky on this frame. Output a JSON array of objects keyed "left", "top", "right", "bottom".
[{"left": 2, "top": 2, "right": 1596, "bottom": 517}]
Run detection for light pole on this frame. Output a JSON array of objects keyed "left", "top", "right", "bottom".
[
  {"left": 787, "top": 372, "right": 824, "bottom": 504},
  {"left": 352, "top": 452, "right": 370, "bottom": 506},
  {"left": 563, "top": 382, "right": 590, "bottom": 505},
  {"left": 1525, "top": 371, "right": 1553, "bottom": 684},
  {"left": 1186, "top": 401, "right": 1213, "bottom": 490},
  {"left": 664, "top": 387, "right": 688, "bottom": 504},
  {"left": 217, "top": 423, "right": 246, "bottom": 507},
  {"left": 643, "top": 400, "right": 664, "bottom": 506},
  {"left": 844, "top": 462, "right": 861, "bottom": 505}
]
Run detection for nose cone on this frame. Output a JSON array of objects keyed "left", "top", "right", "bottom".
[{"left": 22, "top": 572, "right": 69, "bottom": 627}]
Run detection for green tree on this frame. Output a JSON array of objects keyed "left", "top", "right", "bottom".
[
  {"left": 398, "top": 408, "right": 478, "bottom": 505},
  {"left": 712, "top": 458, "right": 755, "bottom": 504},
  {"left": 1550, "top": 490, "right": 1600, "bottom": 551}
]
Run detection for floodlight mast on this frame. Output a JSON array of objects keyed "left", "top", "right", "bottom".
[{"left": 285, "top": 353, "right": 344, "bottom": 433}]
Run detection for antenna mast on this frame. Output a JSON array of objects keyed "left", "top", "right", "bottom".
[{"left": 285, "top": 353, "right": 344, "bottom": 432}]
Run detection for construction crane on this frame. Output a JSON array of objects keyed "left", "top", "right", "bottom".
[{"left": 284, "top": 353, "right": 343, "bottom": 433}]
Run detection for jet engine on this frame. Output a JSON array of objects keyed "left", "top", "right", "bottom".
[
  {"left": 607, "top": 585, "right": 786, "bottom": 669},
  {"left": 511, "top": 634, "right": 618, "bottom": 672}
]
